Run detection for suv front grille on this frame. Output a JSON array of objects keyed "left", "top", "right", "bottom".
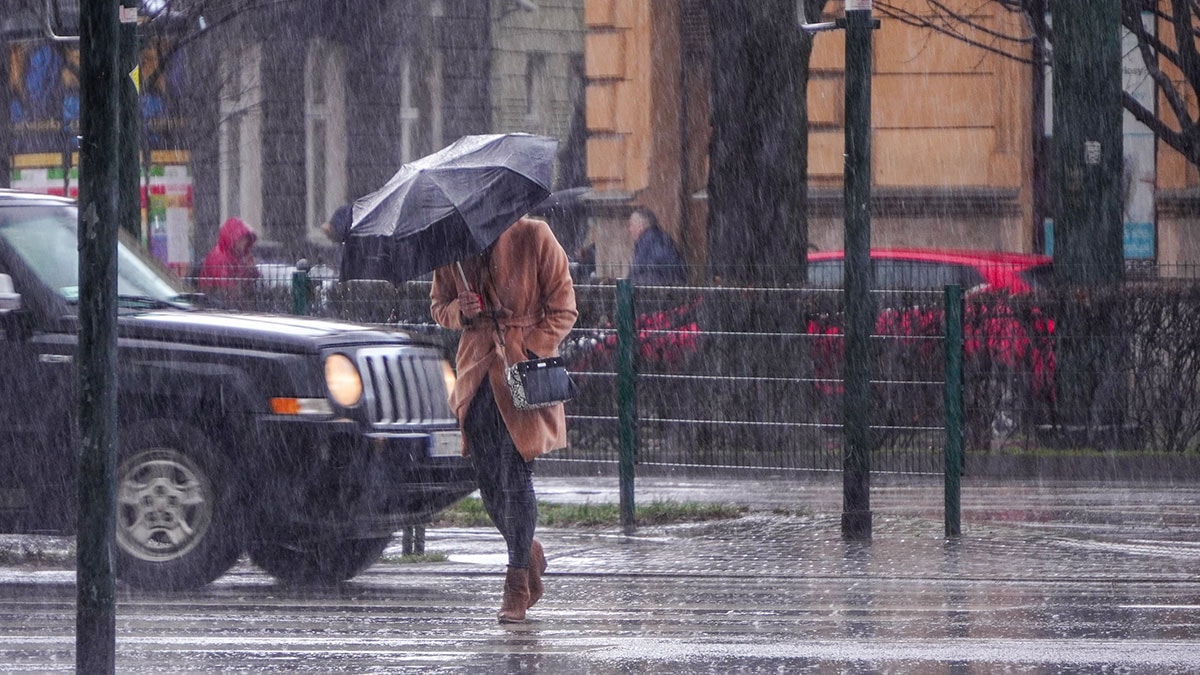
[{"left": 356, "top": 347, "right": 456, "bottom": 428}]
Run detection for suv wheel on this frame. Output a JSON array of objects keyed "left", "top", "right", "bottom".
[
  {"left": 247, "top": 537, "right": 391, "bottom": 586},
  {"left": 115, "top": 421, "right": 243, "bottom": 591}
]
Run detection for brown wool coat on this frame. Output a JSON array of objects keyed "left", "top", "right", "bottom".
[{"left": 430, "top": 217, "right": 578, "bottom": 460}]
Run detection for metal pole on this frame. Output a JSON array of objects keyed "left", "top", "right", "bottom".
[
  {"left": 78, "top": 0, "right": 122, "bottom": 672},
  {"left": 841, "top": 0, "right": 875, "bottom": 540},
  {"left": 943, "top": 285, "right": 964, "bottom": 537},
  {"left": 119, "top": 0, "right": 141, "bottom": 240},
  {"left": 616, "top": 279, "right": 637, "bottom": 535}
]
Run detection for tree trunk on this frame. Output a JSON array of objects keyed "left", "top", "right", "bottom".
[{"left": 706, "top": 0, "right": 816, "bottom": 286}]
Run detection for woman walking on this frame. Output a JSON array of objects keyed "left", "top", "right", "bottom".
[{"left": 430, "top": 216, "right": 578, "bottom": 623}]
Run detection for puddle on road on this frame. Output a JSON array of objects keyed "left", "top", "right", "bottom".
[{"left": 446, "top": 553, "right": 508, "bottom": 565}]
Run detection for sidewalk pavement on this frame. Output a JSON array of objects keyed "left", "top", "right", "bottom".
[
  {"left": 382, "top": 473, "right": 1200, "bottom": 671},
  {"left": 437, "top": 469, "right": 1200, "bottom": 594},
  {"left": 523, "top": 473, "right": 1200, "bottom": 581}
]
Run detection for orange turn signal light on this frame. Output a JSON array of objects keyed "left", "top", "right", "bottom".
[
  {"left": 268, "top": 397, "right": 332, "bottom": 415},
  {"left": 270, "top": 397, "right": 301, "bottom": 415}
]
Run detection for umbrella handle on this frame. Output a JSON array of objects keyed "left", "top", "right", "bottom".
[{"left": 455, "top": 261, "right": 472, "bottom": 291}]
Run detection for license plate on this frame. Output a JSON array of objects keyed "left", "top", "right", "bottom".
[{"left": 429, "top": 431, "right": 460, "bottom": 458}]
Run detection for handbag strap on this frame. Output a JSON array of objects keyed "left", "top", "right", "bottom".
[
  {"left": 479, "top": 253, "right": 513, "bottom": 370},
  {"left": 458, "top": 250, "right": 513, "bottom": 369},
  {"left": 493, "top": 319, "right": 512, "bottom": 369}
]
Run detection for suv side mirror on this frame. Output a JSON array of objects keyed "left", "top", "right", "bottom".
[{"left": 0, "top": 273, "right": 20, "bottom": 312}]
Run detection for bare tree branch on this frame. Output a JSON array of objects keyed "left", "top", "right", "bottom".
[
  {"left": 875, "top": 1, "right": 1037, "bottom": 64},
  {"left": 877, "top": 0, "right": 1200, "bottom": 168}
]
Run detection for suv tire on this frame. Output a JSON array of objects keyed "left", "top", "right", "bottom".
[{"left": 114, "top": 420, "right": 243, "bottom": 591}]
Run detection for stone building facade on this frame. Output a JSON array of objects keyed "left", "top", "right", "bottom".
[
  {"left": 0, "top": 0, "right": 585, "bottom": 272},
  {"left": 581, "top": 0, "right": 1200, "bottom": 279}
]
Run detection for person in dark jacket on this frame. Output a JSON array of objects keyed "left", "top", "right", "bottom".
[
  {"left": 320, "top": 204, "right": 353, "bottom": 281},
  {"left": 324, "top": 202, "right": 394, "bottom": 282},
  {"left": 626, "top": 206, "right": 686, "bottom": 285}
]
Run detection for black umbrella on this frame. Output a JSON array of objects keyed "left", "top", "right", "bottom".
[{"left": 347, "top": 133, "right": 558, "bottom": 283}]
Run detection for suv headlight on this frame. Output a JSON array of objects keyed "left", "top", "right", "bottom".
[
  {"left": 441, "top": 359, "right": 457, "bottom": 395},
  {"left": 325, "top": 353, "right": 364, "bottom": 407}
]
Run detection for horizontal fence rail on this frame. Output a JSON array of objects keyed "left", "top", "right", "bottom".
[{"left": 194, "top": 266, "right": 1200, "bottom": 474}]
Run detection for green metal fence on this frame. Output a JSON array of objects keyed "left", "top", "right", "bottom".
[
  {"left": 555, "top": 282, "right": 954, "bottom": 476},
  {"left": 261, "top": 274, "right": 959, "bottom": 476},
  {"left": 221, "top": 268, "right": 1200, "bottom": 478}
]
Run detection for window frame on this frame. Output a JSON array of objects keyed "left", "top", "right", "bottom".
[
  {"left": 304, "top": 38, "right": 349, "bottom": 241},
  {"left": 218, "top": 42, "right": 264, "bottom": 233}
]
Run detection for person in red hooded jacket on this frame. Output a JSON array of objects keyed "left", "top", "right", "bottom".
[{"left": 198, "top": 216, "right": 261, "bottom": 301}]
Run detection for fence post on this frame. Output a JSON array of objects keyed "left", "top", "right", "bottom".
[
  {"left": 291, "top": 263, "right": 310, "bottom": 315},
  {"left": 616, "top": 279, "right": 638, "bottom": 535},
  {"left": 944, "top": 284, "right": 964, "bottom": 537}
]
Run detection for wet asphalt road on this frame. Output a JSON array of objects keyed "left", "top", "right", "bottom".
[{"left": 2, "top": 476, "right": 1199, "bottom": 673}]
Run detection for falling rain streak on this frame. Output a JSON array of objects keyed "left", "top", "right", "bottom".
[{"left": 0, "top": 0, "right": 1199, "bottom": 672}]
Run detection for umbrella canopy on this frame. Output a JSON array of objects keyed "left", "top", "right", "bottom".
[{"left": 347, "top": 133, "right": 558, "bottom": 283}]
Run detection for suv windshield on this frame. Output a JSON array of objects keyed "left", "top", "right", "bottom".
[{"left": 0, "top": 203, "right": 189, "bottom": 306}]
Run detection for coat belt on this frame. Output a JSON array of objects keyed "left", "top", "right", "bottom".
[
  {"left": 496, "top": 314, "right": 541, "bottom": 329},
  {"left": 464, "top": 313, "right": 542, "bottom": 334}
]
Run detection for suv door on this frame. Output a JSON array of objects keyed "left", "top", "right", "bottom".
[{"left": 0, "top": 212, "right": 77, "bottom": 531}]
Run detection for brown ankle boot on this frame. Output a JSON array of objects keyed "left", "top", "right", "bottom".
[
  {"left": 497, "top": 567, "right": 530, "bottom": 623},
  {"left": 527, "top": 539, "right": 547, "bottom": 609}
]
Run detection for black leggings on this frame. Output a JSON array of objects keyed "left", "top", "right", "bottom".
[{"left": 464, "top": 378, "right": 536, "bottom": 569}]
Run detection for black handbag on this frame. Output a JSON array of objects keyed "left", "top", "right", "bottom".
[
  {"left": 505, "top": 355, "right": 576, "bottom": 410},
  {"left": 454, "top": 260, "right": 575, "bottom": 410}
]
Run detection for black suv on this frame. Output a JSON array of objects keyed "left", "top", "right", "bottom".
[{"left": 0, "top": 190, "right": 474, "bottom": 589}]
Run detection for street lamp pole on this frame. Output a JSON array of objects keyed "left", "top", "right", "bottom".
[{"left": 841, "top": 0, "right": 875, "bottom": 540}]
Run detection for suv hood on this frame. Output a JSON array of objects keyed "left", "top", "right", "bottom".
[{"left": 118, "top": 310, "right": 415, "bottom": 353}]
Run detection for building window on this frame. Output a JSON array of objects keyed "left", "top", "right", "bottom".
[
  {"left": 218, "top": 43, "right": 263, "bottom": 233},
  {"left": 223, "top": 42, "right": 267, "bottom": 236},
  {"left": 305, "top": 39, "right": 348, "bottom": 241},
  {"left": 399, "top": 52, "right": 420, "bottom": 164},
  {"left": 428, "top": 49, "right": 444, "bottom": 152},
  {"left": 428, "top": 0, "right": 444, "bottom": 150},
  {"left": 526, "top": 52, "right": 547, "bottom": 128}
]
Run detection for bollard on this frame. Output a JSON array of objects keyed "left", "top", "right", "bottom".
[
  {"left": 291, "top": 261, "right": 310, "bottom": 316},
  {"left": 943, "top": 284, "right": 964, "bottom": 537},
  {"left": 402, "top": 526, "right": 426, "bottom": 555},
  {"left": 616, "top": 279, "right": 638, "bottom": 535}
]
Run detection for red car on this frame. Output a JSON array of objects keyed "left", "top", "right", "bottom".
[
  {"left": 806, "top": 248, "right": 1053, "bottom": 294},
  {"left": 804, "top": 249, "right": 1057, "bottom": 438}
]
